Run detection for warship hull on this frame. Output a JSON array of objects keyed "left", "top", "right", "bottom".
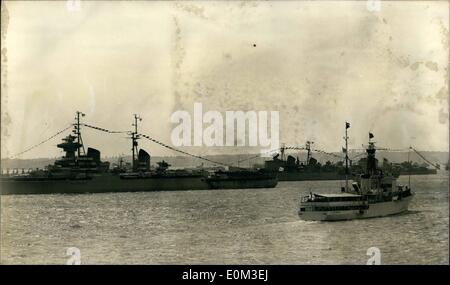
[
  {"left": 206, "top": 170, "right": 278, "bottom": 189},
  {"left": 207, "top": 177, "right": 278, "bottom": 189},
  {"left": 398, "top": 169, "right": 437, "bottom": 175},
  {"left": 299, "top": 195, "right": 413, "bottom": 221},
  {"left": 0, "top": 174, "right": 209, "bottom": 195},
  {"left": 276, "top": 171, "right": 345, "bottom": 181},
  {"left": 0, "top": 172, "right": 279, "bottom": 195}
]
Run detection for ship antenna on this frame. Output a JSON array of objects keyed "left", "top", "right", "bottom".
[
  {"left": 344, "top": 122, "right": 350, "bottom": 192},
  {"left": 75, "top": 111, "right": 86, "bottom": 156},
  {"left": 131, "top": 114, "right": 142, "bottom": 170}
]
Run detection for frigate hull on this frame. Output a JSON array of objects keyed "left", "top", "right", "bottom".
[
  {"left": 1, "top": 172, "right": 279, "bottom": 195},
  {"left": 0, "top": 174, "right": 212, "bottom": 195}
]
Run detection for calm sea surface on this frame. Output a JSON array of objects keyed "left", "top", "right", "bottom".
[{"left": 1, "top": 174, "right": 448, "bottom": 264}]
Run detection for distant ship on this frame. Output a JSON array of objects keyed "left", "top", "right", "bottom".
[
  {"left": 261, "top": 142, "right": 438, "bottom": 181},
  {"left": 262, "top": 142, "right": 347, "bottom": 181},
  {"left": 391, "top": 163, "right": 438, "bottom": 176},
  {"left": 0, "top": 112, "right": 277, "bottom": 195},
  {"left": 298, "top": 125, "right": 413, "bottom": 221}
]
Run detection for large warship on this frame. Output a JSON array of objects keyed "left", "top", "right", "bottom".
[
  {"left": 0, "top": 112, "right": 277, "bottom": 195},
  {"left": 298, "top": 124, "right": 413, "bottom": 221}
]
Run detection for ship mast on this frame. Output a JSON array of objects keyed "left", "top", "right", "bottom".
[
  {"left": 131, "top": 114, "right": 142, "bottom": 170},
  {"left": 344, "top": 122, "right": 350, "bottom": 191},
  {"left": 306, "top": 141, "right": 313, "bottom": 165},
  {"left": 407, "top": 146, "right": 412, "bottom": 189},
  {"left": 366, "top": 133, "right": 376, "bottom": 175},
  {"left": 75, "top": 111, "right": 85, "bottom": 156}
]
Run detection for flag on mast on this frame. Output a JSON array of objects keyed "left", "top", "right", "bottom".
[
  {"left": 346, "top": 122, "right": 350, "bottom": 129},
  {"left": 369, "top": 132, "right": 374, "bottom": 139}
]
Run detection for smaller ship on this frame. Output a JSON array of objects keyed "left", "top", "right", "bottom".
[{"left": 298, "top": 124, "right": 414, "bottom": 221}]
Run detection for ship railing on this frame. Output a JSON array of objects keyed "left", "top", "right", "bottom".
[
  {"left": 300, "top": 196, "right": 334, "bottom": 203},
  {"left": 300, "top": 200, "right": 369, "bottom": 207},
  {"left": 301, "top": 195, "right": 367, "bottom": 203},
  {"left": 1, "top": 168, "right": 41, "bottom": 176},
  {"left": 307, "top": 204, "right": 370, "bottom": 212}
]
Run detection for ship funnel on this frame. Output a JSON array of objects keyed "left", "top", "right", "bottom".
[
  {"left": 138, "top": 149, "right": 151, "bottom": 171},
  {"left": 87, "top": 147, "right": 101, "bottom": 164},
  {"left": 365, "top": 142, "right": 378, "bottom": 175}
]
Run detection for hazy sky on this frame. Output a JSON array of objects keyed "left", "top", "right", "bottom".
[{"left": 1, "top": 1, "right": 449, "bottom": 159}]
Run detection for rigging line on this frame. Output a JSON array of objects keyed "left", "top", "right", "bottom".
[
  {"left": 8, "top": 125, "right": 73, "bottom": 158},
  {"left": 348, "top": 148, "right": 366, "bottom": 151},
  {"left": 312, "top": 149, "right": 345, "bottom": 159},
  {"left": 81, "top": 123, "right": 130, "bottom": 134},
  {"left": 236, "top": 146, "right": 343, "bottom": 164},
  {"left": 236, "top": 148, "right": 283, "bottom": 164},
  {"left": 284, "top": 147, "right": 307, "bottom": 151},
  {"left": 236, "top": 146, "right": 309, "bottom": 164},
  {"left": 375, "top": 147, "right": 410, "bottom": 152},
  {"left": 411, "top": 147, "right": 441, "bottom": 169},
  {"left": 349, "top": 147, "right": 408, "bottom": 152},
  {"left": 139, "top": 133, "right": 230, "bottom": 167}
]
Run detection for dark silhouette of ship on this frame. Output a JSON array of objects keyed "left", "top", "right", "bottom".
[
  {"left": 0, "top": 112, "right": 277, "bottom": 195},
  {"left": 263, "top": 142, "right": 347, "bottom": 181},
  {"left": 261, "top": 141, "right": 438, "bottom": 181},
  {"left": 396, "top": 162, "right": 438, "bottom": 175}
]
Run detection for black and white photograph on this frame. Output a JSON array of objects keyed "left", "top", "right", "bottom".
[{"left": 0, "top": 0, "right": 448, "bottom": 268}]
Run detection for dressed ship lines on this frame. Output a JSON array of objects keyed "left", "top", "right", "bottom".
[{"left": 298, "top": 123, "right": 414, "bottom": 221}]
